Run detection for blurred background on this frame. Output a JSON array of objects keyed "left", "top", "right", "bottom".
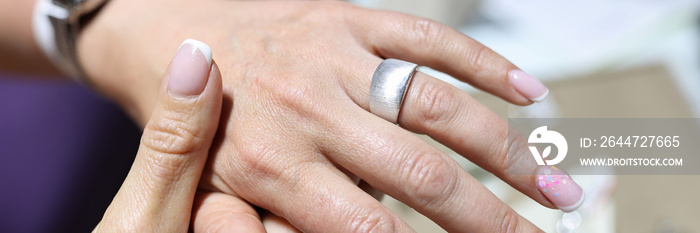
[
  {"left": 2, "top": 0, "right": 700, "bottom": 232},
  {"left": 351, "top": 0, "right": 700, "bottom": 232}
]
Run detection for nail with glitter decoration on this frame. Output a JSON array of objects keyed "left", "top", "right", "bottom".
[{"left": 536, "top": 166, "right": 585, "bottom": 212}]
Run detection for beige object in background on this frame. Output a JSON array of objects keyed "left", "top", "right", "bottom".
[{"left": 374, "top": 0, "right": 480, "bottom": 28}]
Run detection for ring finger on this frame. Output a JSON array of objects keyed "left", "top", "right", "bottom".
[{"left": 341, "top": 9, "right": 585, "bottom": 211}]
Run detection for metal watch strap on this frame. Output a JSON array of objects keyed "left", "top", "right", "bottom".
[{"left": 34, "top": 0, "right": 108, "bottom": 80}]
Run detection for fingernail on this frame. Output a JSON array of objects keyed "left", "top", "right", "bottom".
[
  {"left": 167, "top": 39, "right": 213, "bottom": 97},
  {"left": 509, "top": 70, "right": 549, "bottom": 102},
  {"left": 536, "top": 166, "right": 585, "bottom": 213}
]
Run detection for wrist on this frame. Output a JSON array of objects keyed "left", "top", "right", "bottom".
[{"left": 76, "top": 0, "right": 168, "bottom": 125}]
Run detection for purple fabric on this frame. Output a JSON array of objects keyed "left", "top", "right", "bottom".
[{"left": 0, "top": 75, "right": 140, "bottom": 233}]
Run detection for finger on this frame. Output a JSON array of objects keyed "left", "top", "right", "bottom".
[
  {"left": 216, "top": 147, "right": 416, "bottom": 233},
  {"left": 191, "top": 191, "right": 266, "bottom": 232},
  {"left": 399, "top": 72, "right": 584, "bottom": 212},
  {"left": 348, "top": 8, "right": 549, "bottom": 105},
  {"left": 261, "top": 211, "right": 302, "bottom": 233},
  {"left": 99, "top": 39, "right": 222, "bottom": 231},
  {"left": 319, "top": 108, "right": 543, "bottom": 233},
  {"left": 337, "top": 52, "right": 583, "bottom": 212},
  {"left": 259, "top": 182, "right": 385, "bottom": 232}
]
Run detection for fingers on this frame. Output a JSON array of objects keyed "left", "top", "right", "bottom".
[
  {"left": 398, "top": 72, "right": 584, "bottom": 211},
  {"left": 192, "top": 192, "right": 266, "bottom": 232},
  {"left": 192, "top": 192, "right": 305, "bottom": 233},
  {"left": 340, "top": 18, "right": 585, "bottom": 212},
  {"left": 320, "top": 108, "right": 542, "bottom": 233},
  {"left": 97, "top": 39, "right": 222, "bottom": 232},
  {"left": 214, "top": 144, "right": 415, "bottom": 233},
  {"left": 348, "top": 9, "right": 548, "bottom": 105}
]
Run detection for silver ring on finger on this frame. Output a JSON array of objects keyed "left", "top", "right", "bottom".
[{"left": 369, "top": 58, "right": 418, "bottom": 124}]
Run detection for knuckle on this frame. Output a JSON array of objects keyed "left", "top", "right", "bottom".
[
  {"left": 496, "top": 208, "right": 521, "bottom": 233},
  {"left": 276, "top": 80, "right": 315, "bottom": 110},
  {"left": 347, "top": 205, "right": 398, "bottom": 233},
  {"left": 401, "top": 151, "right": 458, "bottom": 209},
  {"left": 415, "top": 80, "right": 459, "bottom": 127},
  {"left": 236, "top": 141, "right": 284, "bottom": 182},
  {"left": 234, "top": 140, "right": 308, "bottom": 194},
  {"left": 140, "top": 116, "right": 205, "bottom": 180},
  {"left": 142, "top": 114, "right": 203, "bottom": 155},
  {"left": 501, "top": 130, "right": 530, "bottom": 173},
  {"left": 252, "top": 73, "right": 318, "bottom": 115},
  {"left": 466, "top": 45, "right": 492, "bottom": 75},
  {"left": 408, "top": 17, "right": 446, "bottom": 50}
]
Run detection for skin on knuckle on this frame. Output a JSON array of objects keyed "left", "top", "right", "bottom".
[
  {"left": 496, "top": 207, "right": 521, "bottom": 233},
  {"left": 234, "top": 140, "right": 311, "bottom": 197},
  {"left": 140, "top": 115, "right": 205, "bottom": 181},
  {"left": 415, "top": 80, "right": 459, "bottom": 128},
  {"left": 276, "top": 81, "right": 314, "bottom": 111},
  {"left": 236, "top": 142, "right": 284, "bottom": 183},
  {"left": 401, "top": 150, "right": 458, "bottom": 209},
  {"left": 252, "top": 72, "right": 318, "bottom": 117},
  {"left": 501, "top": 130, "right": 531, "bottom": 174},
  {"left": 466, "top": 45, "right": 492, "bottom": 76},
  {"left": 407, "top": 17, "right": 445, "bottom": 51},
  {"left": 346, "top": 205, "right": 398, "bottom": 233},
  {"left": 142, "top": 113, "right": 204, "bottom": 155}
]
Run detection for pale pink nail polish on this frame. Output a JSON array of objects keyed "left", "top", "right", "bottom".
[
  {"left": 509, "top": 70, "right": 549, "bottom": 102},
  {"left": 536, "top": 166, "right": 585, "bottom": 212},
  {"left": 167, "top": 39, "right": 213, "bottom": 97}
]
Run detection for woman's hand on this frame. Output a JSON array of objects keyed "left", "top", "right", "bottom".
[
  {"left": 95, "top": 39, "right": 270, "bottom": 232},
  {"left": 81, "top": 1, "right": 584, "bottom": 232}
]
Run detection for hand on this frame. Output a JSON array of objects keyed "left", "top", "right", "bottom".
[
  {"left": 80, "top": 1, "right": 584, "bottom": 232},
  {"left": 95, "top": 39, "right": 303, "bottom": 233},
  {"left": 94, "top": 39, "right": 249, "bottom": 232}
]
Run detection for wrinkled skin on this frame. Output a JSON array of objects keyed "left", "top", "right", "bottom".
[{"left": 79, "top": 0, "right": 549, "bottom": 232}]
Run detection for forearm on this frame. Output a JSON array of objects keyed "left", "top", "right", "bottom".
[{"left": 0, "top": 0, "right": 60, "bottom": 75}]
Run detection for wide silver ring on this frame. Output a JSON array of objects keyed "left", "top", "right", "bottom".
[{"left": 369, "top": 59, "right": 418, "bottom": 123}]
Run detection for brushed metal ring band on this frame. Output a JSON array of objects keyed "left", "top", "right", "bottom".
[{"left": 369, "top": 59, "right": 418, "bottom": 123}]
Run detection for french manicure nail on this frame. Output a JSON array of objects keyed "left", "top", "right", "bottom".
[
  {"left": 536, "top": 166, "right": 585, "bottom": 212},
  {"left": 167, "top": 39, "right": 213, "bottom": 97},
  {"left": 509, "top": 70, "right": 549, "bottom": 102}
]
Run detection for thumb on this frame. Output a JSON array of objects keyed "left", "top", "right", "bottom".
[{"left": 97, "top": 39, "right": 222, "bottom": 232}]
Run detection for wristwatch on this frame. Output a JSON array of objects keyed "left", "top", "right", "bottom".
[{"left": 33, "top": 0, "right": 109, "bottom": 80}]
